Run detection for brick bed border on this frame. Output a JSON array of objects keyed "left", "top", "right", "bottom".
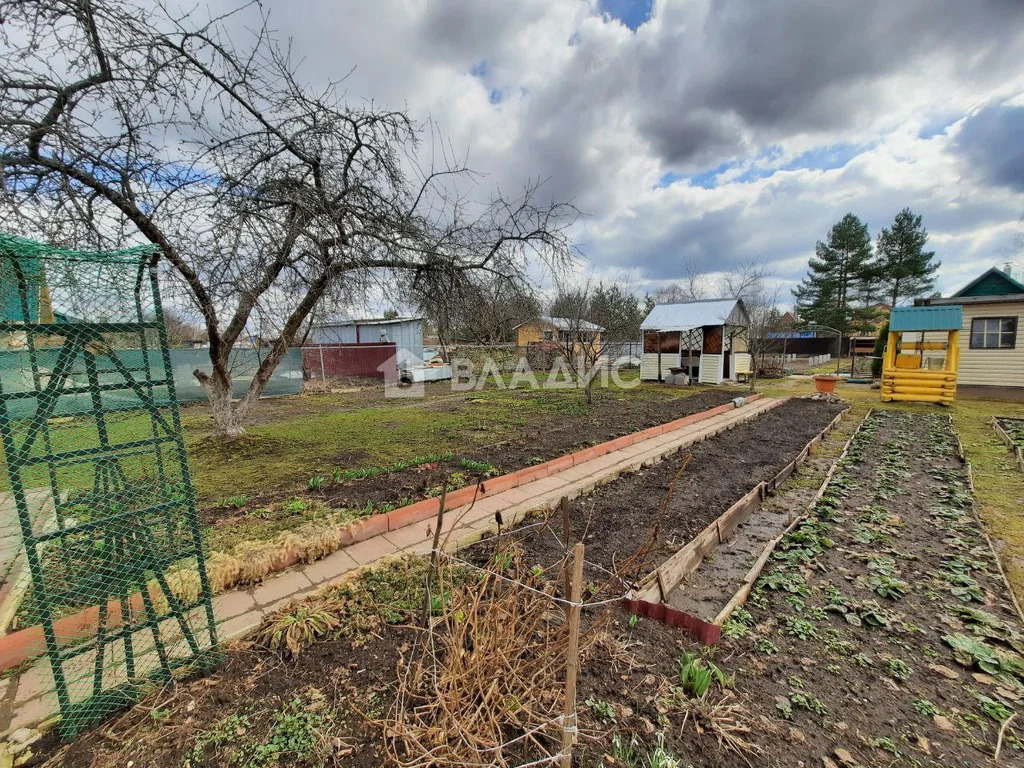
[{"left": 0, "top": 393, "right": 760, "bottom": 673}]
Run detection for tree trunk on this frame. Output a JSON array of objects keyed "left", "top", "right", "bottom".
[{"left": 194, "top": 368, "right": 246, "bottom": 439}]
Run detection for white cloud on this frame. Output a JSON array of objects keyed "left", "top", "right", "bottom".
[{"left": 210, "top": 0, "right": 1024, "bottom": 304}]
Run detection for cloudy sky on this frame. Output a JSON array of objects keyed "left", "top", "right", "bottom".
[{"left": 225, "top": 0, "right": 1024, "bottom": 303}]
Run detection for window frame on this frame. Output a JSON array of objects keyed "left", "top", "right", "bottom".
[{"left": 969, "top": 316, "right": 1018, "bottom": 350}]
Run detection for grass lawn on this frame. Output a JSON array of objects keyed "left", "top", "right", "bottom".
[
  {"left": 180, "top": 372, "right": 718, "bottom": 502},
  {"left": 756, "top": 375, "right": 1024, "bottom": 600}
]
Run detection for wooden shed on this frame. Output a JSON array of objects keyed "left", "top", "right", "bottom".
[{"left": 640, "top": 298, "right": 750, "bottom": 385}]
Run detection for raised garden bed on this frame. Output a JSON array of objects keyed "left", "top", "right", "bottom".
[
  {"left": 25, "top": 410, "right": 1024, "bottom": 767},
  {"left": 993, "top": 417, "right": 1024, "bottom": 473},
  {"left": 624, "top": 405, "right": 851, "bottom": 643},
  {"left": 462, "top": 398, "right": 846, "bottom": 588},
  {"left": 201, "top": 388, "right": 740, "bottom": 528}
]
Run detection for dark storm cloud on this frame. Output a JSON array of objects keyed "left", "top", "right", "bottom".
[
  {"left": 954, "top": 105, "right": 1024, "bottom": 192},
  {"left": 637, "top": 0, "right": 1024, "bottom": 167}
]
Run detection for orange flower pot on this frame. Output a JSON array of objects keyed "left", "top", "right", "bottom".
[{"left": 813, "top": 375, "right": 840, "bottom": 394}]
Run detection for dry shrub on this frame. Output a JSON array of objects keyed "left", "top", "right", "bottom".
[
  {"left": 382, "top": 549, "right": 609, "bottom": 768},
  {"left": 253, "top": 599, "right": 343, "bottom": 657},
  {"left": 659, "top": 686, "right": 763, "bottom": 758}
]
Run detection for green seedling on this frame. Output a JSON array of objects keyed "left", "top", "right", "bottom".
[
  {"left": 677, "top": 651, "right": 733, "bottom": 697},
  {"left": 888, "top": 658, "right": 913, "bottom": 681},
  {"left": 789, "top": 691, "right": 828, "bottom": 716},
  {"left": 977, "top": 694, "right": 1015, "bottom": 722},
  {"left": 585, "top": 696, "right": 617, "bottom": 724},
  {"left": 912, "top": 699, "right": 939, "bottom": 716},
  {"left": 868, "top": 575, "right": 909, "bottom": 600},
  {"left": 783, "top": 616, "right": 817, "bottom": 640}
]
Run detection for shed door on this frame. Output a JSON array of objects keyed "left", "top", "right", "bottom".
[{"left": 703, "top": 325, "right": 723, "bottom": 354}]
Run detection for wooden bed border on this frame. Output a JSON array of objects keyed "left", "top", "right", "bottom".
[
  {"left": 623, "top": 403, "right": 853, "bottom": 644},
  {"left": 991, "top": 417, "right": 1024, "bottom": 475}
]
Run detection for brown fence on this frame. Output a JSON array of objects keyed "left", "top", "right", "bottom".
[{"left": 302, "top": 343, "right": 397, "bottom": 380}]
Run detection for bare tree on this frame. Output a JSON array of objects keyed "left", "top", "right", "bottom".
[
  {"left": 650, "top": 263, "right": 710, "bottom": 304},
  {"left": 0, "top": 0, "right": 577, "bottom": 437},
  {"left": 720, "top": 260, "right": 785, "bottom": 391},
  {"left": 548, "top": 280, "right": 607, "bottom": 405},
  {"left": 417, "top": 273, "right": 540, "bottom": 346}
]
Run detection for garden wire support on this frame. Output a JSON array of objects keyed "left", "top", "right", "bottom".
[{"left": 0, "top": 234, "right": 217, "bottom": 739}]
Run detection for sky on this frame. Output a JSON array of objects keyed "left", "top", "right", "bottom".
[{"left": 213, "top": 0, "right": 1024, "bottom": 304}]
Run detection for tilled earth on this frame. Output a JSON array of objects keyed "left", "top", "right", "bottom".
[
  {"left": 463, "top": 397, "right": 846, "bottom": 589},
  {"left": 31, "top": 409, "right": 1024, "bottom": 768}
]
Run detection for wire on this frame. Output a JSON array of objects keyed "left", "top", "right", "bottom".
[{"left": 438, "top": 550, "right": 631, "bottom": 608}]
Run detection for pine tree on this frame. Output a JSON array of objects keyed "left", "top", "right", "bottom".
[
  {"left": 875, "top": 208, "right": 940, "bottom": 306},
  {"left": 792, "top": 213, "right": 874, "bottom": 335}
]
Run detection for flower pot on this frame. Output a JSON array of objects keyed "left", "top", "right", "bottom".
[{"left": 813, "top": 375, "right": 840, "bottom": 394}]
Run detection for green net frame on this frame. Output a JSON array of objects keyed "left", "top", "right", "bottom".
[{"left": 0, "top": 234, "right": 216, "bottom": 738}]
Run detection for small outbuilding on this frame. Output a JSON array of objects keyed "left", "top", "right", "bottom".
[
  {"left": 881, "top": 305, "right": 963, "bottom": 405},
  {"left": 914, "top": 266, "right": 1024, "bottom": 391},
  {"left": 308, "top": 316, "right": 425, "bottom": 361},
  {"left": 514, "top": 315, "right": 604, "bottom": 348},
  {"left": 640, "top": 298, "right": 750, "bottom": 385}
]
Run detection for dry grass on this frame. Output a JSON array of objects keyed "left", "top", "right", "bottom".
[
  {"left": 381, "top": 548, "right": 610, "bottom": 768},
  {"left": 253, "top": 600, "right": 342, "bottom": 657}
]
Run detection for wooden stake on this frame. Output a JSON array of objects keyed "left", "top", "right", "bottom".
[
  {"left": 421, "top": 483, "right": 447, "bottom": 627},
  {"left": 561, "top": 541, "right": 584, "bottom": 768},
  {"left": 560, "top": 496, "right": 571, "bottom": 605}
]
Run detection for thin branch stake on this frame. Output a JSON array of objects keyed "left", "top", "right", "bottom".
[
  {"left": 421, "top": 482, "right": 447, "bottom": 627},
  {"left": 560, "top": 541, "right": 584, "bottom": 768}
]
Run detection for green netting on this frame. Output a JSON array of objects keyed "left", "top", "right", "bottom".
[{"left": 0, "top": 233, "right": 217, "bottom": 739}]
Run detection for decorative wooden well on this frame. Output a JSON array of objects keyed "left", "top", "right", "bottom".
[{"left": 881, "top": 305, "right": 963, "bottom": 406}]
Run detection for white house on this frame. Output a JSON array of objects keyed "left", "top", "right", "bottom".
[
  {"left": 915, "top": 266, "right": 1024, "bottom": 389},
  {"left": 640, "top": 298, "right": 750, "bottom": 385}
]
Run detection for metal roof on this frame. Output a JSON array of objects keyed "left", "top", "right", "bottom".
[
  {"left": 513, "top": 315, "right": 605, "bottom": 332},
  {"left": 313, "top": 316, "right": 423, "bottom": 328},
  {"left": 888, "top": 305, "right": 962, "bottom": 332},
  {"left": 640, "top": 298, "right": 746, "bottom": 331}
]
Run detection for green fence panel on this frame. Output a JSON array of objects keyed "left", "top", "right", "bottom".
[{"left": 0, "top": 234, "right": 217, "bottom": 739}]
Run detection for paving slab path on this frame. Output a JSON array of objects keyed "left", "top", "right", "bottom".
[{"left": 0, "top": 395, "right": 783, "bottom": 737}]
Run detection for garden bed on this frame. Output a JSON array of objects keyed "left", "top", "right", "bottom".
[
  {"left": 200, "top": 388, "right": 739, "bottom": 527},
  {"left": 461, "top": 397, "right": 846, "bottom": 589},
  {"left": 993, "top": 417, "right": 1024, "bottom": 473}
]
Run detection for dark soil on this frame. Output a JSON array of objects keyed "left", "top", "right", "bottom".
[
  {"left": 463, "top": 398, "right": 845, "bottom": 589},
  {"left": 38, "top": 631, "right": 413, "bottom": 768},
  {"left": 668, "top": 433, "right": 851, "bottom": 621},
  {"left": 201, "top": 388, "right": 739, "bottom": 528},
  {"left": 609, "top": 409, "right": 1024, "bottom": 768},
  {"left": 30, "top": 409, "right": 1024, "bottom": 768}
]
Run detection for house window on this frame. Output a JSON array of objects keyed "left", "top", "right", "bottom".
[
  {"left": 542, "top": 330, "right": 554, "bottom": 341},
  {"left": 969, "top": 317, "right": 1017, "bottom": 349}
]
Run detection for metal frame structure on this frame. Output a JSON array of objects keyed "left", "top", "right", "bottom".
[{"left": 0, "top": 234, "right": 216, "bottom": 737}]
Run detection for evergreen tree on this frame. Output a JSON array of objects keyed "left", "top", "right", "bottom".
[
  {"left": 792, "top": 213, "right": 874, "bottom": 335},
  {"left": 874, "top": 208, "right": 940, "bottom": 306},
  {"left": 871, "top": 318, "right": 889, "bottom": 378}
]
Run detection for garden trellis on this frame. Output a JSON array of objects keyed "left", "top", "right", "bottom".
[{"left": 0, "top": 234, "right": 216, "bottom": 738}]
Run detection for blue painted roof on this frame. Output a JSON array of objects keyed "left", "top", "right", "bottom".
[{"left": 889, "top": 305, "right": 962, "bottom": 332}]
